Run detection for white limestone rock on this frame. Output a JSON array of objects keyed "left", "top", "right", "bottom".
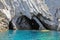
[{"left": 0, "top": 0, "right": 60, "bottom": 30}]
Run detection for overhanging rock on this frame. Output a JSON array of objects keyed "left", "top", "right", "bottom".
[{"left": 0, "top": 0, "right": 60, "bottom": 30}]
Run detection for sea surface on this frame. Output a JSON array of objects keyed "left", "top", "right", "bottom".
[{"left": 0, "top": 30, "right": 60, "bottom": 40}]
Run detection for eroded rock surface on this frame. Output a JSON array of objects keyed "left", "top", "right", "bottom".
[
  {"left": 0, "top": 11, "right": 9, "bottom": 31},
  {"left": 0, "top": 0, "right": 60, "bottom": 30}
]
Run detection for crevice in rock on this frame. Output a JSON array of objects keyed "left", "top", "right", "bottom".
[{"left": 9, "top": 20, "right": 14, "bottom": 30}]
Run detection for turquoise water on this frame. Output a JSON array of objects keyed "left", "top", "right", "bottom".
[{"left": 0, "top": 30, "right": 60, "bottom": 40}]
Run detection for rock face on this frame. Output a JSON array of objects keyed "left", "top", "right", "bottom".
[
  {"left": 0, "top": 11, "right": 9, "bottom": 31},
  {"left": 45, "top": 0, "right": 60, "bottom": 30},
  {"left": 0, "top": 0, "right": 60, "bottom": 30}
]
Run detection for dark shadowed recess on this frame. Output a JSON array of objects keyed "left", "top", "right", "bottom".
[{"left": 9, "top": 16, "right": 39, "bottom": 30}]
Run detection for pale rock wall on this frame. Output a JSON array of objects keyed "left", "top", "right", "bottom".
[{"left": 0, "top": 0, "right": 60, "bottom": 30}]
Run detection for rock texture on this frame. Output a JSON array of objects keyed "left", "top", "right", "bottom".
[
  {"left": 0, "top": 0, "right": 60, "bottom": 30},
  {"left": 0, "top": 11, "right": 9, "bottom": 31},
  {"left": 45, "top": 0, "right": 60, "bottom": 30}
]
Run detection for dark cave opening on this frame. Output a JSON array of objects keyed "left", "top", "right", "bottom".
[{"left": 9, "top": 16, "right": 39, "bottom": 30}]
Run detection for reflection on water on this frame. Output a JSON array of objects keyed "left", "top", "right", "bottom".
[{"left": 0, "top": 30, "right": 60, "bottom": 40}]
